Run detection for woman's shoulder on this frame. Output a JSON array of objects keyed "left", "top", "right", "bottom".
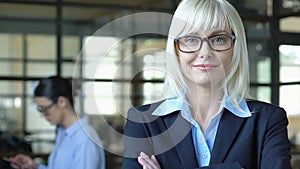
[
  {"left": 126, "top": 99, "right": 170, "bottom": 123},
  {"left": 245, "top": 99, "right": 287, "bottom": 118},
  {"left": 129, "top": 99, "right": 166, "bottom": 113},
  {"left": 246, "top": 99, "right": 284, "bottom": 110}
]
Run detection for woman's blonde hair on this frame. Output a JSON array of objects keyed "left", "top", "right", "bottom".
[{"left": 163, "top": 0, "right": 251, "bottom": 108}]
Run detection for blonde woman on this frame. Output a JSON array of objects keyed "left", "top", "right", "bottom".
[{"left": 121, "top": 0, "right": 292, "bottom": 168}]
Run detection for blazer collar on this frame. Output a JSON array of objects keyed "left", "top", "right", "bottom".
[
  {"left": 210, "top": 108, "right": 246, "bottom": 164},
  {"left": 152, "top": 96, "right": 251, "bottom": 119},
  {"left": 163, "top": 111, "right": 199, "bottom": 169},
  {"left": 162, "top": 109, "right": 247, "bottom": 168}
]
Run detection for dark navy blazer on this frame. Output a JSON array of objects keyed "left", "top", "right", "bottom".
[{"left": 121, "top": 100, "right": 292, "bottom": 169}]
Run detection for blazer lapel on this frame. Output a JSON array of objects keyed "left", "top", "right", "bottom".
[
  {"left": 210, "top": 109, "right": 245, "bottom": 164},
  {"left": 163, "top": 111, "right": 199, "bottom": 169}
]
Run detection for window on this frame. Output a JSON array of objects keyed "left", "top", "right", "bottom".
[{"left": 279, "top": 45, "right": 300, "bottom": 116}]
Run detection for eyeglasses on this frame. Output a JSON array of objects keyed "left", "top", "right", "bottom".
[
  {"left": 37, "top": 102, "right": 56, "bottom": 114},
  {"left": 174, "top": 34, "right": 236, "bottom": 53}
]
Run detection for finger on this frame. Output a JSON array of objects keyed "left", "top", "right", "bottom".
[
  {"left": 151, "top": 155, "right": 160, "bottom": 166},
  {"left": 139, "top": 156, "right": 160, "bottom": 169},
  {"left": 138, "top": 156, "right": 152, "bottom": 169},
  {"left": 9, "top": 157, "right": 17, "bottom": 163},
  {"left": 138, "top": 156, "right": 147, "bottom": 165},
  {"left": 144, "top": 156, "right": 160, "bottom": 169},
  {"left": 138, "top": 152, "right": 161, "bottom": 169},
  {"left": 140, "top": 152, "right": 149, "bottom": 157}
]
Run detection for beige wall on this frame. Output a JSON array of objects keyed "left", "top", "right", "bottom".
[{"left": 288, "top": 116, "right": 300, "bottom": 146}]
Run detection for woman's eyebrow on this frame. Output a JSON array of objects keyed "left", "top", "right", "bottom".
[
  {"left": 210, "top": 30, "right": 229, "bottom": 35},
  {"left": 185, "top": 30, "right": 229, "bottom": 37}
]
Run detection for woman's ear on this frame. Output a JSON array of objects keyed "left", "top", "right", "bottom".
[{"left": 174, "top": 43, "right": 180, "bottom": 59}]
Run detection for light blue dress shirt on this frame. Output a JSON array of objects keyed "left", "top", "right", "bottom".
[
  {"left": 152, "top": 96, "right": 251, "bottom": 167},
  {"left": 38, "top": 116, "right": 105, "bottom": 169}
]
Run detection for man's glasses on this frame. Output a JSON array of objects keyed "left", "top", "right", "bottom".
[
  {"left": 174, "top": 34, "right": 236, "bottom": 53},
  {"left": 37, "top": 102, "right": 56, "bottom": 114}
]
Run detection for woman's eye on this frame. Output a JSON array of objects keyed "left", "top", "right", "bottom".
[
  {"left": 211, "top": 35, "right": 227, "bottom": 44},
  {"left": 184, "top": 37, "right": 199, "bottom": 44},
  {"left": 214, "top": 37, "right": 224, "bottom": 43}
]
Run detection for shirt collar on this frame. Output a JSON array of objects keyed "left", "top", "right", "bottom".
[
  {"left": 58, "top": 116, "right": 89, "bottom": 137},
  {"left": 152, "top": 95, "right": 251, "bottom": 118},
  {"left": 224, "top": 96, "right": 251, "bottom": 117}
]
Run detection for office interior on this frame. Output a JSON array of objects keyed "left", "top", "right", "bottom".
[{"left": 0, "top": 0, "right": 299, "bottom": 168}]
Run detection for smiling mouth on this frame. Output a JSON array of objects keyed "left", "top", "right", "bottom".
[{"left": 193, "top": 64, "right": 217, "bottom": 71}]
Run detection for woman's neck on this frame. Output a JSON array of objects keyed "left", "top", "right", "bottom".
[{"left": 187, "top": 86, "right": 224, "bottom": 131}]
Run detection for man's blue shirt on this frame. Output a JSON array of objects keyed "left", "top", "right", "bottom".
[{"left": 38, "top": 116, "right": 105, "bottom": 169}]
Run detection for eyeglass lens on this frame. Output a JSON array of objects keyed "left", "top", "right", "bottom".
[
  {"left": 37, "top": 103, "right": 55, "bottom": 113},
  {"left": 177, "top": 34, "right": 235, "bottom": 52}
]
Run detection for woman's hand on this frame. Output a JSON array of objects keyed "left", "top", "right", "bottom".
[{"left": 138, "top": 152, "right": 161, "bottom": 169}]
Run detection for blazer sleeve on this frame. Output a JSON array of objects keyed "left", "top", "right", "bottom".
[
  {"left": 121, "top": 108, "right": 154, "bottom": 169},
  {"left": 260, "top": 107, "right": 292, "bottom": 169}
]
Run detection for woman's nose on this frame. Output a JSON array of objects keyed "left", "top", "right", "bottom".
[{"left": 197, "top": 41, "right": 212, "bottom": 58}]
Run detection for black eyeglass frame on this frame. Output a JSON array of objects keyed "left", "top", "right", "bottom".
[
  {"left": 37, "top": 101, "right": 56, "bottom": 114},
  {"left": 174, "top": 34, "right": 236, "bottom": 53}
]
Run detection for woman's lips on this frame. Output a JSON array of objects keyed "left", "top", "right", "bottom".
[{"left": 193, "top": 64, "right": 218, "bottom": 71}]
